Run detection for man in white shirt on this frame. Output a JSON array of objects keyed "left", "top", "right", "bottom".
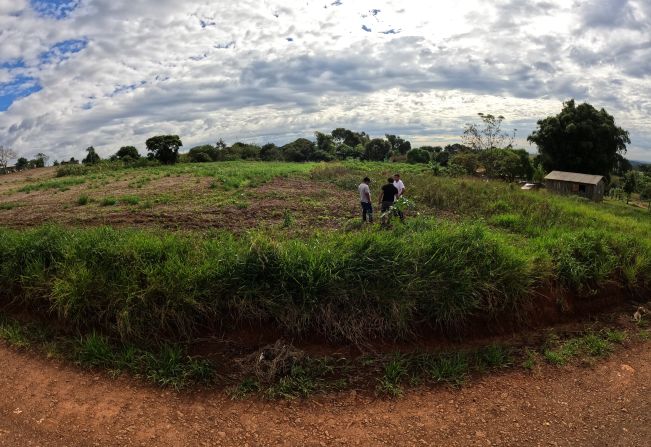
[
  {"left": 358, "top": 177, "right": 373, "bottom": 223},
  {"left": 393, "top": 173, "right": 405, "bottom": 221}
]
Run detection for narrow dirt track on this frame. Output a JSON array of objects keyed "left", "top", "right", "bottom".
[{"left": 0, "top": 341, "right": 649, "bottom": 447}]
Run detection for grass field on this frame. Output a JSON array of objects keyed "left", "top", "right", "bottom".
[{"left": 1, "top": 160, "right": 650, "bottom": 392}]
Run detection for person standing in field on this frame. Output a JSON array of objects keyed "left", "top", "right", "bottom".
[
  {"left": 378, "top": 177, "right": 399, "bottom": 226},
  {"left": 393, "top": 173, "right": 405, "bottom": 221},
  {"left": 358, "top": 177, "right": 373, "bottom": 223}
]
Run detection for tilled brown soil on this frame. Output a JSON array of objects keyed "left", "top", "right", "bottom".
[
  {"left": 0, "top": 170, "right": 360, "bottom": 231},
  {"left": 0, "top": 341, "right": 649, "bottom": 447}
]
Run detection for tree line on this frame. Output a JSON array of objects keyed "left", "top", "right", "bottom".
[{"left": 1, "top": 100, "right": 643, "bottom": 184}]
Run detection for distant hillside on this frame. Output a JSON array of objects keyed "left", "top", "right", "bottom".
[{"left": 630, "top": 159, "right": 649, "bottom": 167}]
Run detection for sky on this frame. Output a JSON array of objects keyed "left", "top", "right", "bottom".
[{"left": 1, "top": 0, "right": 651, "bottom": 163}]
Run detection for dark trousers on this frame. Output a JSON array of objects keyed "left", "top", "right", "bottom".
[{"left": 361, "top": 202, "right": 373, "bottom": 222}]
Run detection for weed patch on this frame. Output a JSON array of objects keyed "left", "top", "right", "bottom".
[{"left": 77, "top": 194, "right": 90, "bottom": 206}]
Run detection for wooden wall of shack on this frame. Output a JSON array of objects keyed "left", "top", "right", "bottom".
[{"left": 545, "top": 179, "right": 605, "bottom": 202}]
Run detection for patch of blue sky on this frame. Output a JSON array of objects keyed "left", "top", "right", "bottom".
[
  {"left": 39, "top": 39, "right": 88, "bottom": 64},
  {"left": 111, "top": 81, "right": 145, "bottom": 96},
  {"left": 30, "top": 0, "right": 80, "bottom": 19},
  {"left": 0, "top": 59, "right": 26, "bottom": 70},
  {"left": 0, "top": 75, "right": 42, "bottom": 112}
]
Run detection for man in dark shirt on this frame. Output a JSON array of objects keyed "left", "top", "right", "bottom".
[{"left": 378, "top": 177, "right": 399, "bottom": 213}]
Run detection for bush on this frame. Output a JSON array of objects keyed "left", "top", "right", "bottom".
[
  {"left": 406, "top": 148, "right": 431, "bottom": 164},
  {"left": 188, "top": 145, "right": 218, "bottom": 162}
]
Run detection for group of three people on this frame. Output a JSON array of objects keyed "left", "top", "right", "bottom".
[{"left": 357, "top": 174, "right": 405, "bottom": 223}]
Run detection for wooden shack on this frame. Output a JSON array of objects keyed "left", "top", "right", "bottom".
[{"left": 544, "top": 171, "right": 605, "bottom": 202}]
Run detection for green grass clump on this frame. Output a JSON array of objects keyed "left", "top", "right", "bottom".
[
  {"left": 0, "top": 318, "right": 31, "bottom": 349},
  {"left": 18, "top": 177, "right": 86, "bottom": 193},
  {"left": 73, "top": 338, "right": 216, "bottom": 389},
  {"left": 376, "top": 356, "right": 409, "bottom": 397},
  {"left": 119, "top": 195, "right": 140, "bottom": 205},
  {"left": 426, "top": 352, "right": 470, "bottom": 386},
  {"left": 542, "top": 330, "right": 623, "bottom": 366},
  {"left": 99, "top": 197, "right": 117, "bottom": 206},
  {"left": 77, "top": 194, "right": 90, "bottom": 206}
]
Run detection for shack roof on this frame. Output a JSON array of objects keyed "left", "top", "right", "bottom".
[{"left": 544, "top": 171, "right": 604, "bottom": 185}]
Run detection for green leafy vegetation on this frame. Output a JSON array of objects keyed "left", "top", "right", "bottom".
[
  {"left": 542, "top": 330, "right": 627, "bottom": 366},
  {"left": 0, "top": 202, "right": 20, "bottom": 210},
  {"left": 18, "top": 177, "right": 86, "bottom": 193},
  {"left": 0, "top": 223, "right": 536, "bottom": 344}
]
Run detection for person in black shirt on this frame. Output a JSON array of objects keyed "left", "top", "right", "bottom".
[{"left": 378, "top": 177, "right": 399, "bottom": 213}]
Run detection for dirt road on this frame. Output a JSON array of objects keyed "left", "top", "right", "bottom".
[{"left": 0, "top": 341, "right": 649, "bottom": 447}]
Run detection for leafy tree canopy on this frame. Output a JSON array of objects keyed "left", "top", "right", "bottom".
[
  {"left": 331, "top": 128, "right": 370, "bottom": 148},
  {"left": 406, "top": 148, "right": 430, "bottom": 164},
  {"left": 386, "top": 134, "right": 412, "bottom": 155},
  {"left": 115, "top": 146, "right": 140, "bottom": 160},
  {"left": 82, "top": 146, "right": 101, "bottom": 165},
  {"left": 527, "top": 99, "right": 630, "bottom": 178},
  {"left": 146, "top": 135, "right": 182, "bottom": 165},
  {"left": 364, "top": 138, "right": 391, "bottom": 161},
  {"left": 281, "top": 138, "right": 316, "bottom": 162},
  {"left": 15, "top": 157, "right": 29, "bottom": 169}
]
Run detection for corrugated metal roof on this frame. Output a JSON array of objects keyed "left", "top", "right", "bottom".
[{"left": 544, "top": 171, "right": 604, "bottom": 185}]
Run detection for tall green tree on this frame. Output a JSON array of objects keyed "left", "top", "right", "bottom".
[
  {"left": 146, "top": 135, "right": 182, "bottom": 165},
  {"left": 15, "top": 157, "right": 28, "bottom": 170},
  {"left": 331, "top": 128, "right": 370, "bottom": 147},
  {"left": 315, "top": 132, "right": 335, "bottom": 154},
  {"left": 115, "top": 146, "right": 140, "bottom": 161},
  {"left": 363, "top": 138, "right": 391, "bottom": 161},
  {"left": 281, "top": 138, "right": 316, "bottom": 162},
  {"left": 527, "top": 100, "right": 630, "bottom": 178},
  {"left": 623, "top": 171, "right": 637, "bottom": 204},
  {"left": 82, "top": 147, "right": 101, "bottom": 165},
  {"left": 385, "top": 134, "right": 412, "bottom": 155}
]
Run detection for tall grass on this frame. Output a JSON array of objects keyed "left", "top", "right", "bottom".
[{"left": 0, "top": 223, "right": 539, "bottom": 344}]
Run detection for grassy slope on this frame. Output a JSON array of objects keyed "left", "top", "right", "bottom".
[{"left": 0, "top": 161, "right": 650, "bottom": 346}]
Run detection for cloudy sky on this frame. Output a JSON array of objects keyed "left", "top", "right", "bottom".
[{"left": 1, "top": 0, "right": 651, "bottom": 162}]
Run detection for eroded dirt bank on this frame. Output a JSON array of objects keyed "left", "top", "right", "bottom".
[{"left": 0, "top": 341, "right": 649, "bottom": 447}]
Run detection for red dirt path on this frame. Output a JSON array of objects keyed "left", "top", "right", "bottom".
[{"left": 0, "top": 341, "right": 649, "bottom": 446}]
